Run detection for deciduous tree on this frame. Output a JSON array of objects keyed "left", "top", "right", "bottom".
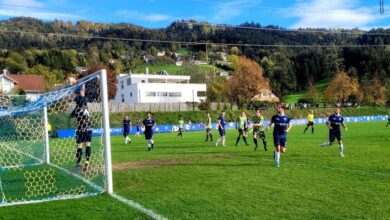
[
  {"left": 324, "top": 71, "right": 362, "bottom": 104},
  {"left": 228, "top": 57, "right": 269, "bottom": 104}
]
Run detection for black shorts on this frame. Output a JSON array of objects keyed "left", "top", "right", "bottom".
[
  {"left": 254, "top": 131, "right": 266, "bottom": 140},
  {"left": 273, "top": 133, "right": 287, "bottom": 147},
  {"left": 206, "top": 128, "right": 211, "bottom": 133},
  {"left": 218, "top": 127, "right": 226, "bottom": 136},
  {"left": 144, "top": 131, "right": 154, "bottom": 140},
  {"left": 238, "top": 128, "right": 245, "bottom": 136},
  {"left": 307, "top": 121, "right": 314, "bottom": 126},
  {"left": 329, "top": 129, "right": 342, "bottom": 142},
  {"left": 123, "top": 128, "right": 130, "bottom": 137},
  {"left": 76, "top": 130, "right": 92, "bottom": 144}
]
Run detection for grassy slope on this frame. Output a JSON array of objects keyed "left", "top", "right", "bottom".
[
  {"left": 283, "top": 79, "right": 329, "bottom": 104},
  {"left": 132, "top": 63, "right": 223, "bottom": 75},
  {"left": 1, "top": 121, "right": 389, "bottom": 219}
]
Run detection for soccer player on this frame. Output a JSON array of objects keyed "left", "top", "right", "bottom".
[
  {"left": 253, "top": 109, "right": 267, "bottom": 151},
  {"left": 205, "top": 112, "right": 213, "bottom": 142},
  {"left": 135, "top": 121, "right": 141, "bottom": 137},
  {"left": 71, "top": 84, "right": 92, "bottom": 172},
  {"left": 304, "top": 110, "right": 315, "bottom": 134},
  {"left": 216, "top": 110, "right": 227, "bottom": 147},
  {"left": 177, "top": 116, "right": 184, "bottom": 138},
  {"left": 142, "top": 111, "right": 156, "bottom": 151},
  {"left": 267, "top": 105, "right": 292, "bottom": 168},
  {"left": 235, "top": 111, "right": 249, "bottom": 146},
  {"left": 321, "top": 106, "right": 348, "bottom": 157},
  {"left": 123, "top": 115, "right": 132, "bottom": 144},
  {"left": 387, "top": 113, "right": 390, "bottom": 127}
]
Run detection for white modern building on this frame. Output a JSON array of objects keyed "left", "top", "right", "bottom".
[{"left": 113, "top": 72, "right": 207, "bottom": 103}]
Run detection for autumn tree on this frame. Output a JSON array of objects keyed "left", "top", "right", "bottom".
[
  {"left": 362, "top": 78, "right": 387, "bottom": 105},
  {"left": 79, "top": 64, "right": 117, "bottom": 99},
  {"left": 228, "top": 57, "right": 270, "bottom": 105},
  {"left": 324, "top": 71, "right": 362, "bottom": 104},
  {"left": 305, "top": 83, "right": 320, "bottom": 104}
]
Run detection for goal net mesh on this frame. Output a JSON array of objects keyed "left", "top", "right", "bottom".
[{"left": 0, "top": 72, "right": 106, "bottom": 206}]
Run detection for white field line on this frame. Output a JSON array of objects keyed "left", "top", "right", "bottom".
[{"left": 0, "top": 144, "right": 168, "bottom": 220}]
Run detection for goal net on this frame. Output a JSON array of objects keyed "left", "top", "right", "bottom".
[{"left": 0, "top": 70, "right": 112, "bottom": 206}]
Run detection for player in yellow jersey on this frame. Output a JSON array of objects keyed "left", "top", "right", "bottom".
[{"left": 304, "top": 110, "right": 315, "bottom": 134}]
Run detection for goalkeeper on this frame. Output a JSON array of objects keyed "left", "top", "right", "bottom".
[{"left": 71, "top": 84, "right": 92, "bottom": 172}]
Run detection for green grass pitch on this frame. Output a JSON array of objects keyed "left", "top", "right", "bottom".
[{"left": 0, "top": 121, "right": 389, "bottom": 219}]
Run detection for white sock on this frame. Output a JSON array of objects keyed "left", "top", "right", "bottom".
[
  {"left": 275, "top": 151, "right": 280, "bottom": 165},
  {"left": 339, "top": 144, "right": 344, "bottom": 153},
  {"left": 216, "top": 138, "right": 220, "bottom": 145},
  {"left": 222, "top": 139, "right": 225, "bottom": 146},
  {"left": 322, "top": 142, "right": 332, "bottom": 147},
  {"left": 147, "top": 140, "right": 151, "bottom": 148}
]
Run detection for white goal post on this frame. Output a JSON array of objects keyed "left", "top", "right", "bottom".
[{"left": 0, "top": 69, "right": 113, "bottom": 206}]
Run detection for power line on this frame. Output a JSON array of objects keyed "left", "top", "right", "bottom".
[
  {"left": 177, "top": 22, "right": 390, "bottom": 36},
  {"left": 1, "top": 29, "right": 390, "bottom": 48}
]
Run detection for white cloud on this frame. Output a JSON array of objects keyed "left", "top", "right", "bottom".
[
  {"left": 116, "top": 10, "right": 173, "bottom": 22},
  {"left": 0, "top": 8, "right": 79, "bottom": 20},
  {"left": 288, "top": 0, "right": 388, "bottom": 29},
  {"left": 212, "top": 0, "right": 262, "bottom": 22},
  {"left": 3, "top": 0, "right": 43, "bottom": 8},
  {"left": 0, "top": 0, "right": 79, "bottom": 20}
]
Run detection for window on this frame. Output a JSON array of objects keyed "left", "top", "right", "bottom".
[
  {"left": 197, "top": 91, "right": 206, "bottom": 97},
  {"left": 157, "top": 92, "right": 168, "bottom": 97},
  {"left": 145, "top": 92, "right": 156, "bottom": 97},
  {"left": 121, "top": 94, "right": 125, "bottom": 103},
  {"left": 130, "top": 92, "right": 133, "bottom": 97},
  {"left": 169, "top": 92, "right": 182, "bottom": 97},
  {"left": 141, "top": 80, "right": 145, "bottom": 83},
  {"left": 120, "top": 81, "right": 124, "bottom": 89},
  {"left": 127, "top": 78, "right": 131, "bottom": 85}
]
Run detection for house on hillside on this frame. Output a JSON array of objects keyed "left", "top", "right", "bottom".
[
  {"left": 113, "top": 72, "right": 206, "bottom": 104},
  {"left": 0, "top": 73, "right": 17, "bottom": 94},
  {"left": 0, "top": 73, "right": 45, "bottom": 101},
  {"left": 157, "top": 51, "right": 166, "bottom": 57},
  {"left": 252, "top": 89, "right": 280, "bottom": 103},
  {"left": 143, "top": 54, "right": 156, "bottom": 63}
]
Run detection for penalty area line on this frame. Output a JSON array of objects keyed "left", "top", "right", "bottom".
[{"left": 110, "top": 193, "right": 168, "bottom": 220}]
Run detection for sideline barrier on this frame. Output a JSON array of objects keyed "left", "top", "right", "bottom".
[{"left": 57, "top": 115, "right": 389, "bottom": 138}]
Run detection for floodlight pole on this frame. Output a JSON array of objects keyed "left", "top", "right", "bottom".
[
  {"left": 43, "top": 106, "right": 50, "bottom": 164},
  {"left": 100, "top": 69, "right": 113, "bottom": 194}
]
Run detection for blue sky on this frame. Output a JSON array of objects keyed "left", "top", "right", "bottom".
[{"left": 0, "top": 0, "right": 389, "bottom": 29}]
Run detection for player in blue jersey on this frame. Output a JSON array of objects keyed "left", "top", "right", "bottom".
[
  {"left": 267, "top": 105, "right": 292, "bottom": 168},
  {"left": 321, "top": 106, "right": 348, "bottom": 157},
  {"left": 123, "top": 115, "right": 132, "bottom": 144},
  {"left": 135, "top": 121, "right": 141, "bottom": 137},
  {"left": 142, "top": 111, "right": 156, "bottom": 151},
  {"left": 216, "top": 110, "right": 227, "bottom": 147}
]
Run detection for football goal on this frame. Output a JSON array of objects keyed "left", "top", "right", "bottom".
[{"left": 0, "top": 69, "right": 113, "bottom": 206}]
